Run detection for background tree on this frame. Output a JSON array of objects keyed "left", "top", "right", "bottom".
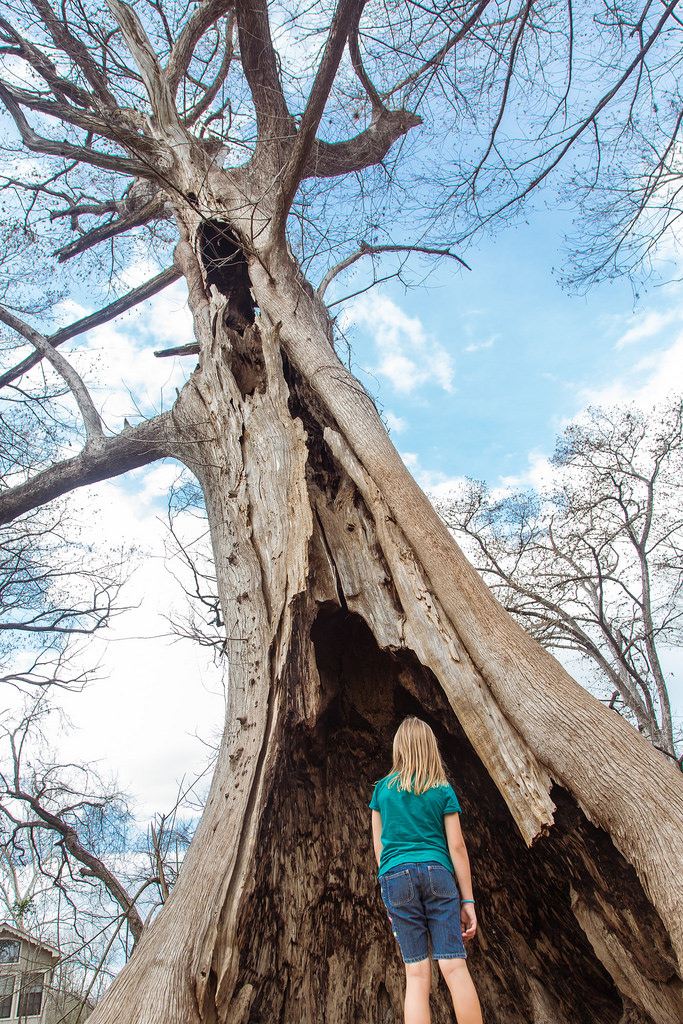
[
  {"left": 0, "top": 503, "right": 128, "bottom": 694},
  {"left": 0, "top": 698, "right": 199, "bottom": 1007},
  {"left": 0, "top": 2, "right": 681, "bottom": 1024},
  {"left": 438, "top": 398, "right": 683, "bottom": 766}
]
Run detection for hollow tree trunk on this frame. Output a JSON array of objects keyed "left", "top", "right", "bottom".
[{"left": 86, "top": 193, "right": 683, "bottom": 1024}]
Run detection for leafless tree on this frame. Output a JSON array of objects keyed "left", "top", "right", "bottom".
[
  {"left": 1, "top": 702, "right": 145, "bottom": 941},
  {"left": 438, "top": 398, "right": 683, "bottom": 766},
  {"left": 0, "top": 699, "right": 201, "bottom": 1003},
  {"left": 0, "top": 2, "right": 681, "bottom": 1023},
  {"left": 0, "top": 499, "right": 130, "bottom": 694}
]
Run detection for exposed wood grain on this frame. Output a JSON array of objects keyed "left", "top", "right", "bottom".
[{"left": 319, "top": 427, "right": 556, "bottom": 844}]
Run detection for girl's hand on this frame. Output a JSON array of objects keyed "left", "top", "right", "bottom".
[{"left": 461, "top": 903, "right": 477, "bottom": 941}]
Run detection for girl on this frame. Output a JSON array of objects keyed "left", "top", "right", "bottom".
[{"left": 370, "top": 717, "right": 483, "bottom": 1024}]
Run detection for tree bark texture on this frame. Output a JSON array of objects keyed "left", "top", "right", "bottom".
[{"left": 78, "top": 186, "right": 683, "bottom": 1024}]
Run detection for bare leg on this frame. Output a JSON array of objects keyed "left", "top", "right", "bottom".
[
  {"left": 404, "top": 959, "right": 431, "bottom": 1024},
  {"left": 438, "top": 959, "right": 483, "bottom": 1024}
]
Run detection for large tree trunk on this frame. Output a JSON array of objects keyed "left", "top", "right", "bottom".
[{"left": 86, "top": 195, "right": 683, "bottom": 1024}]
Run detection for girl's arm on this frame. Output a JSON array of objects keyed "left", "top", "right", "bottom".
[
  {"left": 371, "top": 810, "right": 383, "bottom": 867},
  {"left": 444, "top": 812, "right": 477, "bottom": 940}
]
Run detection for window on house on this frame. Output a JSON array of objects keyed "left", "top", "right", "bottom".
[
  {"left": 0, "top": 941, "right": 19, "bottom": 964},
  {"left": 0, "top": 975, "right": 14, "bottom": 1018},
  {"left": 18, "top": 973, "right": 43, "bottom": 1017}
]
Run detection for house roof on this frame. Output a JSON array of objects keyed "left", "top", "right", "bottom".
[{"left": 0, "top": 921, "right": 60, "bottom": 962}]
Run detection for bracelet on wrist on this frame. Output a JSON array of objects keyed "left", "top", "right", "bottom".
[{"left": 461, "top": 899, "right": 475, "bottom": 904}]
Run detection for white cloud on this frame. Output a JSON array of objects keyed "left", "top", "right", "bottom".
[
  {"left": 399, "top": 450, "right": 467, "bottom": 498},
  {"left": 464, "top": 335, "right": 497, "bottom": 353},
  {"left": 54, "top": 297, "right": 89, "bottom": 321},
  {"left": 614, "top": 309, "right": 680, "bottom": 350},
  {"left": 131, "top": 462, "right": 186, "bottom": 507},
  {"left": 401, "top": 451, "right": 419, "bottom": 471},
  {"left": 427, "top": 477, "right": 471, "bottom": 501},
  {"left": 27, "top": 473, "right": 226, "bottom": 821},
  {"left": 115, "top": 255, "right": 169, "bottom": 293},
  {"left": 497, "top": 449, "right": 557, "bottom": 493},
  {"left": 385, "top": 411, "right": 408, "bottom": 434},
  {"left": 348, "top": 295, "right": 455, "bottom": 394},
  {"left": 578, "top": 330, "right": 683, "bottom": 412}
]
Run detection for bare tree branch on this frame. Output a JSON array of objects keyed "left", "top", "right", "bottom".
[
  {"left": 29, "top": 0, "right": 117, "bottom": 106},
  {"left": 469, "top": 0, "right": 535, "bottom": 195},
  {"left": 154, "top": 342, "right": 199, "bottom": 358},
  {"left": 0, "top": 78, "right": 150, "bottom": 153},
  {"left": 0, "top": 414, "right": 172, "bottom": 526},
  {"left": 182, "top": 12, "right": 236, "bottom": 126},
  {"left": 105, "top": 0, "right": 179, "bottom": 129},
  {"left": 0, "top": 307, "right": 104, "bottom": 440},
  {"left": 0, "top": 83, "right": 151, "bottom": 177},
  {"left": 275, "top": 0, "right": 366, "bottom": 227},
  {"left": 233, "top": 0, "right": 293, "bottom": 144},
  {"left": 303, "top": 108, "right": 422, "bottom": 179},
  {"left": 55, "top": 192, "right": 167, "bottom": 263},
  {"left": 166, "top": 0, "right": 233, "bottom": 94},
  {"left": 0, "top": 13, "right": 92, "bottom": 108},
  {"left": 317, "top": 242, "right": 471, "bottom": 297},
  {"left": 462, "top": 0, "right": 682, "bottom": 241},
  {"left": 383, "top": 0, "right": 494, "bottom": 100},
  {"left": 348, "top": 21, "right": 384, "bottom": 115},
  {"left": 0, "top": 266, "right": 181, "bottom": 390}
]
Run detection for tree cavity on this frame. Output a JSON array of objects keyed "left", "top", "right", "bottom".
[
  {"left": 197, "top": 220, "right": 256, "bottom": 333},
  {"left": 197, "top": 219, "right": 265, "bottom": 396}
]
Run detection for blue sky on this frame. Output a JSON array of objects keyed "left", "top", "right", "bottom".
[{"left": 339, "top": 209, "right": 682, "bottom": 491}]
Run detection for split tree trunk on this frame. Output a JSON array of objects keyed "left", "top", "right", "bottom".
[{"left": 86, "top": 197, "right": 683, "bottom": 1024}]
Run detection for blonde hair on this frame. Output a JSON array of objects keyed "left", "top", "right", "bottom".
[{"left": 388, "top": 717, "right": 449, "bottom": 794}]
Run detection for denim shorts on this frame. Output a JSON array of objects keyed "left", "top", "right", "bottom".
[{"left": 379, "top": 862, "right": 466, "bottom": 964}]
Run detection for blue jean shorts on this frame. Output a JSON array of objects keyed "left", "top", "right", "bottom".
[{"left": 379, "top": 862, "right": 466, "bottom": 964}]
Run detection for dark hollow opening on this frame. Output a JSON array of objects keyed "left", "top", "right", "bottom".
[
  {"left": 197, "top": 220, "right": 255, "bottom": 331},
  {"left": 236, "top": 605, "right": 676, "bottom": 1024}
]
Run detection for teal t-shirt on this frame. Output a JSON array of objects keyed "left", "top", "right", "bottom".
[{"left": 369, "top": 773, "right": 462, "bottom": 877}]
